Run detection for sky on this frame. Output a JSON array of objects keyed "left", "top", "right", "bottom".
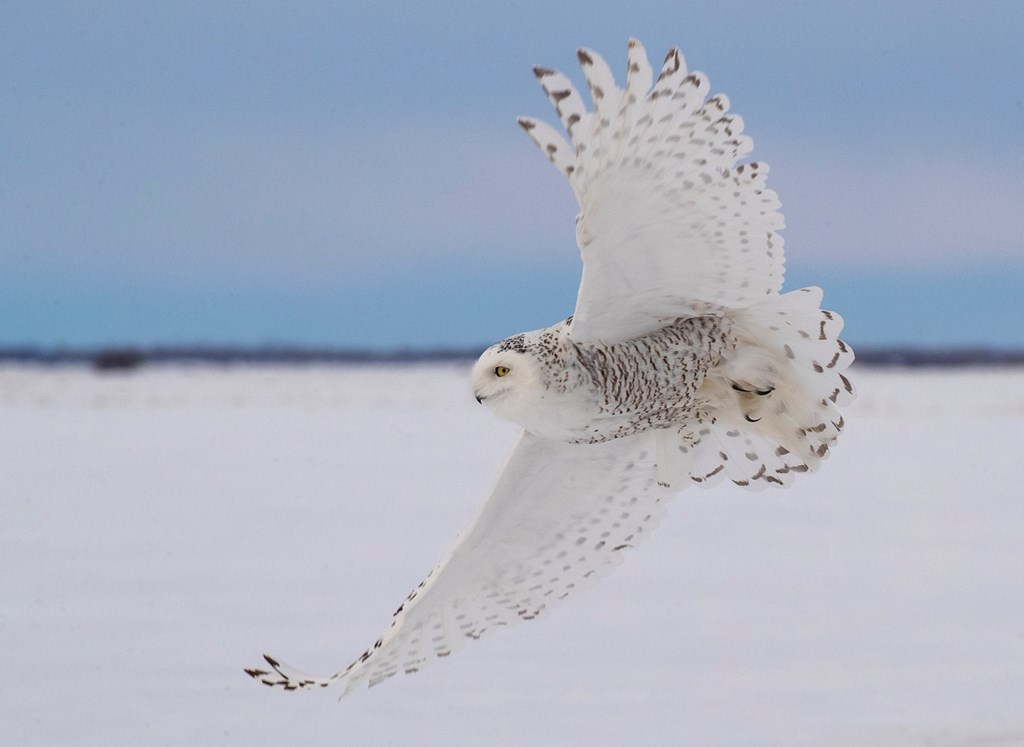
[{"left": 2, "top": 1, "right": 1022, "bottom": 351}]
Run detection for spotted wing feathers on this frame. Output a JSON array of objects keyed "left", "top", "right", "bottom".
[
  {"left": 516, "top": 117, "right": 575, "bottom": 177},
  {"left": 520, "top": 38, "right": 781, "bottom": 341},
  {"left": 246, "top": 432, "right": 671, "bottom": 697}
]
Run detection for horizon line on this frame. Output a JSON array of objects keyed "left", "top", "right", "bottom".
[{"left": 2, "top": 344, "right": 1023, "bottom": 370}]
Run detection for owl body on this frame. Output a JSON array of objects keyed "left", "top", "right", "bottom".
[
  {"left": 473, "top": 315, "right": 731, "bottom": 444},
  {"left": 247, "top": 39, "right": 856, "bottom": 698}
]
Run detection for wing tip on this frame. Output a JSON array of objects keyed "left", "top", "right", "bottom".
[{"left": 656, "top": 47, "right": 683, "bottom": 82}]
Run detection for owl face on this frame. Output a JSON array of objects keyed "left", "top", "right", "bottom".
[
  {"left": 471, "top": 343, "right": 546, "bottom": 425},
  {"left": 471, "top": 324, "right": 588, "bottom": 439}
]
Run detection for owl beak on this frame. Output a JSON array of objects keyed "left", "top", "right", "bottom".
[{"left": 475, "top": 393, "right": 485, "bottom": 404}]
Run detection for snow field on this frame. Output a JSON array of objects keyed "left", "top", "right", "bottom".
[{"left": 1, "top": 364, "right": 1022, "bottom": 745}]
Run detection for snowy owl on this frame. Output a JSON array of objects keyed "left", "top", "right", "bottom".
[{"left": 246, "top": 39, "right": 853, "bottom": 696}]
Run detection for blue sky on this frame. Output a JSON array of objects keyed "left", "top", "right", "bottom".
[{"left": 2, "top": 1, "right": 1022, "bottom": 350}]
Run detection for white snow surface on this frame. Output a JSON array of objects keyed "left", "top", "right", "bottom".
[{"left": 2, "top": 364, "right": 1023, "bottom": 746}]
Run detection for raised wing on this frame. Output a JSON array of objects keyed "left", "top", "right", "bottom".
[
  {"left": 519, "top": 39, "right": 785, "bottom": 342},
  {"left": 246, "top": 430, "right": 671, "bottom": 696}
]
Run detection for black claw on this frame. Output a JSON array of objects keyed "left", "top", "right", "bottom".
[
  {"left": 263, "top": 654, "right": 280, "bottom": 668},
  {"left": 744, "top": 414, "right": 762, "bottom": 423}
]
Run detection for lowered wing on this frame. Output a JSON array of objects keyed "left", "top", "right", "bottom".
[{"left": 246, "top": 430, "right": 672, "bottom": 696}]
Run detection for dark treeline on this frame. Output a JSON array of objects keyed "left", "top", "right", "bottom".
[
  {"left": 0, "top": 345, "right": 483, "bottom": 370},
  {"left": 2, "top": 345, "right": 1024, "bottom": 371}
]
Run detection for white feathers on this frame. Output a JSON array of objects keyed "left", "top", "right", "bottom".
[
  {"left": 625, "top": 38, "right": 654, "bottom": 104},
  {"left": 248, "top": 433, "right": 672, "bottom": 695},
  {"left": 516, "top": 117, "right": 575, "bottom": 177},
  {"left": 533, "top": 65, "right": 589, "bottom": 140},
  {"left": 247, "top": 39, "right": 854, "bottom": 701},
  {"left": 521, "top": 39, "right": 782, "bottom": 342},
  {"left": 656, "top": 288, "right": 855, "bottom": 490},
  {"left": 576, "top": 48, "right": 617, "bottom": 122}
]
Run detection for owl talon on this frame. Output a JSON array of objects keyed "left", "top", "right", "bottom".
[{"left": 731, "top": 382, "right": 774, "bottom": 396}]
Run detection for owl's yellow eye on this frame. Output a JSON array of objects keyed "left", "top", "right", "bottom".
[{"left": 494, "top": 366, "right": 511, "bottom": 377}]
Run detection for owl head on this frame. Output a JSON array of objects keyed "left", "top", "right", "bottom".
[
  {"left": 471, "top": 335, "right": 547, "bottom": 426},
  {"left": 470, "top": 320, "right": 579, "bottom": 438}
]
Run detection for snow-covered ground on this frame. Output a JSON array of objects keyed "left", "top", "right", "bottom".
[{"left": 2, "top": 364, "right": 1022, "bottom": 746}]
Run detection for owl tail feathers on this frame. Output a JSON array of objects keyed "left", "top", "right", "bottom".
[
  {"left": 716, "top": 287, "right": 854, "bottom": 478},
  {"left": 244, "top": 653, "right": 345, "bottom": 692},
  {"left": 655, "top": 288, "right": 854, "bottom": 490}
]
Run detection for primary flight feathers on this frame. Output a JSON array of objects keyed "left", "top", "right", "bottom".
[{"left": 518, "top": 39, "right": 784, "bottom": 342}]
